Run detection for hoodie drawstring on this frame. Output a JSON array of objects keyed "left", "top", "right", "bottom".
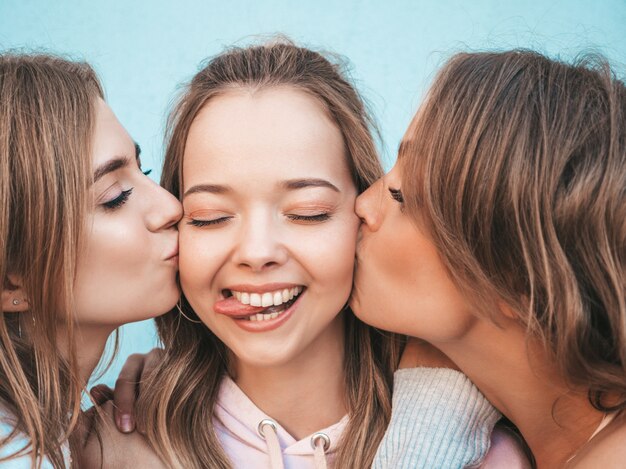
[
  {"left": 258, "top": 419, "right": 285, "bottom": 469},
  {"left": 258, "top": 419, "right": 330, "bottom": 469},
  {"left": 311, "top": 432, "right": 330, "bottom": 469}
]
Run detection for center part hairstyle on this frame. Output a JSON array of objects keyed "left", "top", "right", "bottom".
[
  {"left": 0, "top": 54, "right": 103, "bottom": 468},
  {"left": 401, "top": 50, "right": 626, "bottom": 410},
  {"left": 137, "top": 40, "right": 402, "bottom": 468}
]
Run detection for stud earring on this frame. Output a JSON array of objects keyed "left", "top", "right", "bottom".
[{"left": 12, "top": 299, "right": 20, "bottom": 306}]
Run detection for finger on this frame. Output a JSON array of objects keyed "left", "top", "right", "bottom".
[
  {"left": 113, "top": 353, "right": 147, "bottom": 433},
  {"left": 90, "top": 384, "right": 114, "bottom": 405},
  {"left": 141, "top": 348, "right": 165, "bottom": 382}
]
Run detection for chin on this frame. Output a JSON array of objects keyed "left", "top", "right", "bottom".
[{"left": 233, "top": 347, "right": 296, "bottom": 369}]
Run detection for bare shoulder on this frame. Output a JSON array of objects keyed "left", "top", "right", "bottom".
[{"left": 571, "top": 414, "right": 626, "bottom": 468}]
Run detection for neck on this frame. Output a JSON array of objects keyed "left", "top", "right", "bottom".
[
  {"left": 438, "top": 317, "right": 604, "bottom": 468},
  {"left": 235, "top": 314, "right": 347, "bottom": 440},
  {"left": 56, "top": 320, "right": 116, "bottom": 387}
]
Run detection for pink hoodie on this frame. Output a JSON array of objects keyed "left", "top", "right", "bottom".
[
  {"left": 213, "top": 372, "right": 530, "bottom": 469},
  {"left": 215, "top": 376, "right": 343, "bottom": 468}
]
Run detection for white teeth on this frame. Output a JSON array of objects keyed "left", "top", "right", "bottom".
[
  {"left": 230, "top": 286, "right": 304, "bottom": 308},
  {"left": 247, "top": 311, "right": 283, "bottom": 321},
  {"left": 250, "top": 293, "right": 262, "bottom": 307},
  {"left": 273, "top": 291, "right": 283, "bottom": 305},
  {"left": 261, "top": 292, "right": 273, "bottom": 307}
]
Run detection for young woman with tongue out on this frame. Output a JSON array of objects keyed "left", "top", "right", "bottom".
[
  {"left": 88, "top": 41, "right": 523, "bottom": 469},
  {"left": 136, "top": 41, "right": 401, "bottom": 469}
]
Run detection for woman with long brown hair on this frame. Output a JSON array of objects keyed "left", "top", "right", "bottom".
[
  {"left": 353, "top": 50, "right": 626, "bottom": 467},
  {"left": 0, "top": 53, "right": 181, "bottom": 468},
  {"left": 87, "top": 41, "right": 528, "bottom": 468},
  {"left": 137, "top": 41, "right": 401, "bottom": 469}
]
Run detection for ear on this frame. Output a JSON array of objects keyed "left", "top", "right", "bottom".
[
  {"left": 497, "top": 298, "right": 528, "bottom": 323},
  {"left": 2, "top": 274, "right": 29, "bottom": 313}
]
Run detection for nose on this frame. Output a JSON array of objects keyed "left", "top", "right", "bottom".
[
  {"left": 232, "top": 212, "right": 289, "bottom": 272},
  {"left": 146, "top": 181, "right": 183, "bottom": 232},
  {"left": 355, "top": 179, "right": 383, "bottom": 232}
]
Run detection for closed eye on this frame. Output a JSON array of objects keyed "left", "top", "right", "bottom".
[
  {"left": 187, "top": 216, "right": 233, "bottom": 227},
  {"left": 103, "top": 188, "right": 133, "bottom": 211},
  {"left": 388, "top": 187, "right": 404, "bottom": 203},
  {"left": 287, "top": 213, "right": 331, "bottom": 223}
]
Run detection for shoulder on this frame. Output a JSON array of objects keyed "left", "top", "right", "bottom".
[
  {"left": 0, "top": 405, "right": 62, "bottom": 469},
  {"left": 0, "top": 410, "right": 35, "bottom": 468},
  {"left": 572, "top": 413, "right": 626, "bottom": 468}
]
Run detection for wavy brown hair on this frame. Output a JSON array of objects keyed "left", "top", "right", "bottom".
[
  {"left": 137, "top": 40, "right": 403, "bottom": 468},
  {"left": 0, "top": 54, "right": 103, "bottom": 467},
  {"left": 401, "top": 50, "right": 626, "bottom": 411}
]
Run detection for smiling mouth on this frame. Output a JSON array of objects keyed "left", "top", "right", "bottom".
[{"left": 222, "top": 286, "right": 305, "bottom": 321}]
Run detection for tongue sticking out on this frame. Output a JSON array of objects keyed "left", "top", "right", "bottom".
[{"left": 214, "top": 296, "right": 266, "bottom": 317}]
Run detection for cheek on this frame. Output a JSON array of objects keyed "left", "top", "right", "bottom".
[
  {"left": 178, "top": 227, "right": 225, "bottom": 295},
  {"left": 354, "top": 216, "right": 416, "bottom": 329},
  {"left": 302, "top": 213, "right": 359, "bottom": 300},
  {"left": 73, "top": 217, "right": 154, "bottom": 323},
  {"left": 357, "top": 216, "right": 476, "bottom": 341}
]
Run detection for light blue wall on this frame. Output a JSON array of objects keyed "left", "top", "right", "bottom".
[{"left": 2, "top": 0, "right": 625, "bottom": 389}]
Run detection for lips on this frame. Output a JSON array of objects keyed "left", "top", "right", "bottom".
[
  {"left": 164, "top": 247, "right": 179, "bottom": 261},
  {"left": 214, "top": 283, "right": 305, "bottom": 326}
]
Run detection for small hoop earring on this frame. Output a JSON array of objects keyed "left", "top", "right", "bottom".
[
  {"left": 18, "top": 317, "right": 22, "bottom": 339},
  {"left": 176, "top": 301, "right": 202, "bottom": 324}
]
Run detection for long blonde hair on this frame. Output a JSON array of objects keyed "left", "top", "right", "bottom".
[
  {"left": 401, "top": 50, "right": 626, "bottom": 411},
  {"left": 138, "top": 40, "right": 403, "bottom": 468},
  {"left": 0, "top": 53, "right": 103, "bottom": 468}
]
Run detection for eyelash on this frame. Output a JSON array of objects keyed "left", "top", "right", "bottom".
[
  {"left": 287, "top": 213, "right": 331, "bottom": 223},
  {"left": 187, "top": 217, "right": 233, "bottom": 227},
  {"left": 142, "top": 169, "right": 152, "bottom": 176},
  {"left": 103, "top": 188, "right": 133, "bottom": 211},
  {"left": 389, "top": 188, "right": 404, "bottom": 204},
  {"left": 187, "top": 213, "right": 331, "bottom": 227}
]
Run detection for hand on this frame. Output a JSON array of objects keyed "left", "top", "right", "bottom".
[
  {"left": 398, "top": 337, "right": 460, "bottom": 371},
  {"left": 77, "top": 400, "right": 166, "bottom": 469},
  {"left": 90, "top": 348, "right": 164, "bottom": 434}
]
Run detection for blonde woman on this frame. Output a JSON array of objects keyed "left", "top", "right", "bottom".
[
  {"left": 0, "top": 53, "right": 181, "bottom": 468},
  {"left": 353, "top": 50, "right": 626, "bottom": 467}
]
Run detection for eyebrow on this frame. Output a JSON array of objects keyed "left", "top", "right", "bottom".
[
  {"left": 184, "top": 184, "right": 232, "bottom": 198},
  {"left": 93, "top": 157, "right": 131, "bottom": 183},
  {"left": 183, "top": 178, "right": 340, "bottom": 198},
  {"left": 280, "top": 178, "right": 340, "bottom": 193},
  {"left": 92, "top": 141, "right": 141, "bottom": 183}
]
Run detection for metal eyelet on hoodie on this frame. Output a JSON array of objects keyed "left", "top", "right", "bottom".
[
  {"left": 257, "top": 418, "right": 278, "bottom": 438},
  {"left": 257, "top": 419, "right": 285, "bottom": 469},
  {"left": 311, "top": 432, "right": 330, "bottom": 469},
  {"left": 257, "top": 419, "right": 330, "bottom": 469},
  {"left": 310, "top": 432, "right": 331, "bottom": 452}
]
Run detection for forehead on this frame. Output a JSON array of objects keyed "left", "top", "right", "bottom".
[
  {"left": 92, "top": 98, "right": 134, "bottom": 167},
  {"left": 183, "top": 87, "right": 350, "bottom": 187}
]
